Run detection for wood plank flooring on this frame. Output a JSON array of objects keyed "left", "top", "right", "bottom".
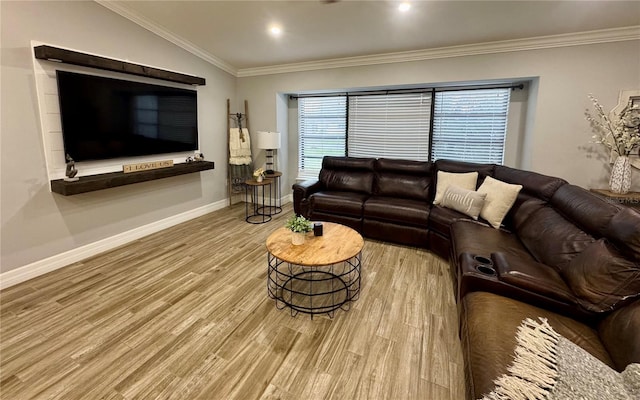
[{"left": 0, "top": 203, "right": 465, "bottom": 400}]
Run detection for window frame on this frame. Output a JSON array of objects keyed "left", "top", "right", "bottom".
[{"left": 295, "top": 83, "right": 522, "bottom": 179}]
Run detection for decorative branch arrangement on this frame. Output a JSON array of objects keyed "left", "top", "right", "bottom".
[{"left": 586, "top": 94, "right": 640, "bottom": 157}]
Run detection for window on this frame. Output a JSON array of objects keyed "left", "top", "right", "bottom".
[
  {"left": 296, "top": 86, "right": 515, "bottom": 178},
  {"left": 298, "top": 96, "right": 347, "bottom": 179},
  {"left": 431, "top": 89, "right": 511, "bottom": 164},
  {"left": 348, "top": 92, "right": 431, "bottom": 161}
]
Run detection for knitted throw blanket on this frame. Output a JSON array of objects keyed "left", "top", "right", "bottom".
[{"left": 481, "top": 318, "right": 640, "bottom": 400}]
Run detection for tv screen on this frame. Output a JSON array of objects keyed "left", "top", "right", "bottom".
[{"left": 56, "top": 70, "right": 198, "bottom": 162}]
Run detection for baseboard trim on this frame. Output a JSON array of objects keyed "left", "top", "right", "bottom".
[{"left": 0, "top": 199, "right": 227, "bottom": 290}]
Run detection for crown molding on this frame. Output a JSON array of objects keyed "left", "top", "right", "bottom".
[
  {"left": 96, "top": 0, "right": 237, "bottom": 76},
  {"left": 237, "top": 25, "right": 640, "bottom": 77},
  {"left": 94, "top": 2, "right": 639, "bottom": 80}
]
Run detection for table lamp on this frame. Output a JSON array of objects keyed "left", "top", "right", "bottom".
[{"left": 256, "top": 131, "right": 281, "bottom": 174}]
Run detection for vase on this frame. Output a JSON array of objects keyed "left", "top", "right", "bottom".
[
  {"left": 291, "top": 231, "right": 306, "bottom": 245},
  {"left": 609, "top": 155, "right": 632, "bottom": 194},
  {"left": 256, "top": 175, "right": 263, "bottom": 183}
]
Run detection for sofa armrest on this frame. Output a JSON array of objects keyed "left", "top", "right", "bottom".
[
  {"left": 492, "top": 252, "right": 576, "bottom": 305},
  {"left": 292, "top": 179, "right": 323, "bottom": 216}
]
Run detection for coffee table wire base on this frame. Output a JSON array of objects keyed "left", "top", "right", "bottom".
[{"left": 267, "top": 253, "right": 361, "bottom": 319}]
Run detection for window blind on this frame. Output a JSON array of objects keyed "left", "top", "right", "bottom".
[
  {"left": 347, "top": 92, "right": 431, "bottom": 161},
  {"left": 298, "top": 96, "right": 347, "bottom": 179},
  {"left": 431, "top": 88, "right": 511, "bottom": 164}
]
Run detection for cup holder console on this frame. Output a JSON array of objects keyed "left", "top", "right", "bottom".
[
  {"left": 473, "top": 255, "right": 493, "bottom": 266},
  {"left": 472, "top": 255, "right": 497, "bottom": 276},
  {"left": 459, "top": 253, "right": 500, "bottom": 300},
  {"left": 475, "top": 264, "right": 497, "bottom": 276}
]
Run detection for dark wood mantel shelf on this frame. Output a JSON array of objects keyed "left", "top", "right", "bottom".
[
  {"left": 51, "top": 161, "right": 214, "bottom": 196},
  {"left": 34, "top": 45, "right": 206, "bottom": 86}
]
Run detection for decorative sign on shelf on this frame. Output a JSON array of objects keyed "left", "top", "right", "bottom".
[{"left": 123, "top": 160, "right": 173, "bottom": 173}]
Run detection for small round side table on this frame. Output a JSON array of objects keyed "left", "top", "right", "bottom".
[
  {"left": 260, "top": 171, "right": 282, "bottom": 215},
  {"left": 245, "top": 178, "right": 273, "bottom": 224}
]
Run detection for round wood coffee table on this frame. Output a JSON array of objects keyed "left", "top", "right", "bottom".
[{"left": 266, "top": 222, "right": 364, "bottom": 318}]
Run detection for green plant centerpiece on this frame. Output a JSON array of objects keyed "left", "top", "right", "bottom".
[{"left": 285, "top": 214, "right": 313, "bottom": 245}]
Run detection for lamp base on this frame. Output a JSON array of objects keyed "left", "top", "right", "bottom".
[{"left": 265, "top": 169, "right": 275, "bottom": 175}]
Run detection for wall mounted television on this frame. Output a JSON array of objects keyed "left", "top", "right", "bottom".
[{"left": 56, "top": 70, "right": 198, "bottom": 162}]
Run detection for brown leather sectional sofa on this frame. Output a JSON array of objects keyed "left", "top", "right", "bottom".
[{"left": 293, "top": 156, "right": 640, "bottom": 399}]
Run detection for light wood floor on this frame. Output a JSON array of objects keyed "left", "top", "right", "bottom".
[{"left": 0, "top": 203, "right": 465, "bottom": 400}]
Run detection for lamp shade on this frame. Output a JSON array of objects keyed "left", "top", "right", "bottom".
[{"left": 256, "top": 131, "right": 281, "bottom": 150}]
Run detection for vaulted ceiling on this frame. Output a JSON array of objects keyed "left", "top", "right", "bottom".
[{"left": 99, "top": 1, "right": 640, "bottom": 75}]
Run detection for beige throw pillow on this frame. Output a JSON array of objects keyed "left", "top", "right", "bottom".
[
  {"left": 441, "top": 185, "right": 487, "bottom": 220},
  {"left": 433, "top": 171, "right": 479, "bottom": 205},
  {"left": 477, "top": 176, "right": 523, "bottom": 229}
]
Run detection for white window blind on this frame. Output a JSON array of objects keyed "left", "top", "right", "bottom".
[
  {"left": 298, "top": 97, "right": 347, "bottom": 179},
  {"left": 347, "top": 92, "right": 431, "bottom": 161},
  {"left": 431, "top": 88, "right": 511, "bottom": 164}
]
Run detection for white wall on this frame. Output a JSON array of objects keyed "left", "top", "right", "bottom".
[
  {"left": 1, "top": 1, "right": 235, "bottom": 276},
  {"left": 237, "top": 40, "right": 640, "bottom": 195}
]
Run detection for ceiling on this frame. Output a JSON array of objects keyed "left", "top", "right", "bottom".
[{"left": 100, "top": 1, "right": 640, "bottom": 74}]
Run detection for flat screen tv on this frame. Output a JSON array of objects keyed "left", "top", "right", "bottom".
[{"left": 56, "top": 70, "right": 198, "bottom": 162}]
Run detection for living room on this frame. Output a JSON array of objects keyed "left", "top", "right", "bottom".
[{"left": 2, "top": 1, "right": 640, "bottom": 399}]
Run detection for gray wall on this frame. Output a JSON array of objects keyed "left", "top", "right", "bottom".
[
  {"left": 1, "top": 1, "right": 235, "bottom": 274},
  {"left": 237, "top": 40, "right": 640, "bottom": 196}
]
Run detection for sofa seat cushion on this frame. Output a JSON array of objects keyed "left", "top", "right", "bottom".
[
  {"left": 363, "top": 196, "right": 430, "bottom": 227},
  {"left": 450, "top": 220, "right": 531, "bottom": 261},
  {"left": 461, "top": 291, "right": 615, "bottom": 400},
  {"left": 428, "top": 205, "right": 473, "bottom": 238},
  {"left": 308, "top": 191, "right": 368, "bottom": 217}
]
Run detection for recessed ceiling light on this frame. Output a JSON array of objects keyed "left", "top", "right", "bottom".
[
  {"left": 398, "top": 2, "right": 411, "bottom": 12},
  {"left": 269, "top": 25, "right": 282, "bottom": 37}
]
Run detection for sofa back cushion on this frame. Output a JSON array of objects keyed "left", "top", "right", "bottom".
[
  {"left": 515, "top": 205, "right": 595, "bottom": 271},
  {"left": 319, "top": 156, "right": 375, "bottom": 194},
  {"left": 494, "top": 165, "right": 567, "bottom": 230},
  {"left": 494, "top": 165, "right": 567, "bottom": 201},
  {"left": 434, "top": 159, "right": 494, "bottom": 187},
  {"left": 604, "top": 208, "right": 640, "bottom": 261},
  {"left": 505, "top": 194, "right": 545, "bottom": 231},
  {"left": 551, "top": 184, "right": 640, "bottom": 261},
  {"left": 373, "top": 158, "right": 432, "bottom": 201},
  {"left": 563, "top": 239, "right": 640, "bottom": 313}
]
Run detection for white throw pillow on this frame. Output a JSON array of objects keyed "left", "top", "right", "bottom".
[
  {"left": 433, "top": 171, "right": 479, "bottom": 205},
  {"left": 477, "top": 176, "right": 523, "bottom": 229},
  {"left": 441, "top": 185, "right": 487, "bottom": 220}
]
